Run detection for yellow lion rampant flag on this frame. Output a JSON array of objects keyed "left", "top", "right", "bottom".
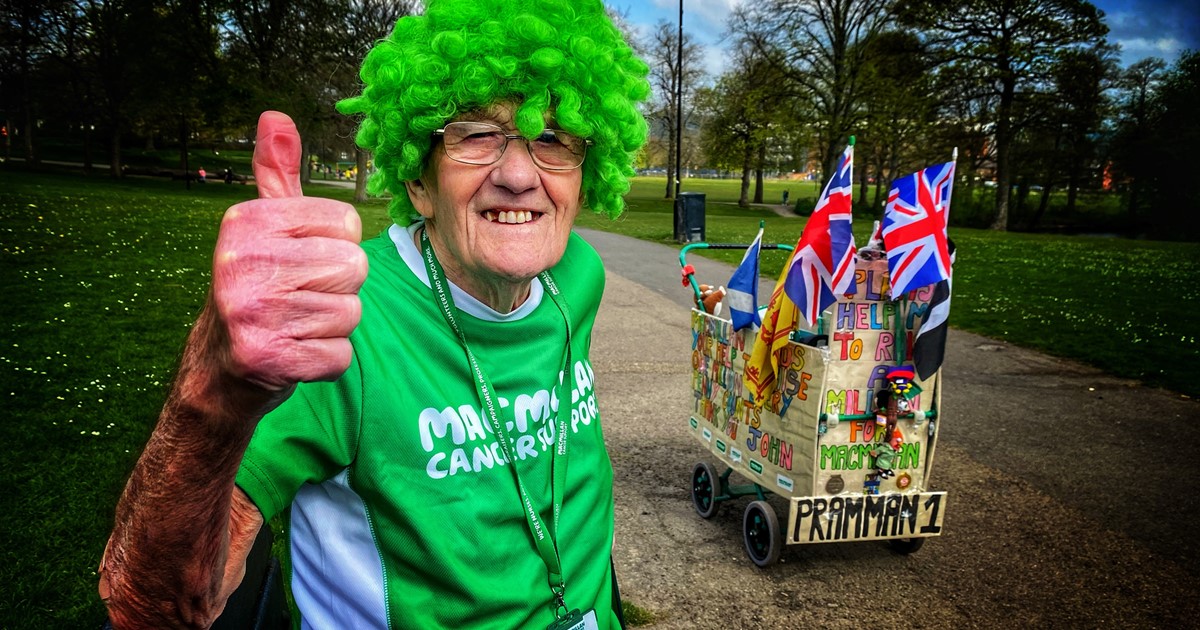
[{"left": 743, "top": 253, "right": 801, "bottom": 407}]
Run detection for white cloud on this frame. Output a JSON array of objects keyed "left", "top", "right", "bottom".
[
  {"left": 651, "top": 0, "right": 744, "bottom": 40},
  {"left": 1119, "top": 36, "right": 1186, "bottom": 56},
  {"left": 639, "top": 0, "right": 742, "bottom": 77},
  {"left": 701, "top": 44, "right": 729, "bottom": 78},
  {"left": 1101, "top": 6, "right": 1197, "bottom": 65}
]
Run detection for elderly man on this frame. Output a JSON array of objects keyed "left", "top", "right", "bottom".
[{"left": 98, "top": 1, "right": 650, "bottom": 628}]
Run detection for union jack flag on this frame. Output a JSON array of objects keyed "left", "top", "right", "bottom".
[
  {"left": 883, "top": 160, "right": 955, "bottom": 297},
  {"left": 783, "top": 144, "right": 857, "bottom": 326}
]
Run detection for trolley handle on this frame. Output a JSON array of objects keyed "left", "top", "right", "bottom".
[{"left": 679, "top": 238, "right": 793, "bottom": 312}]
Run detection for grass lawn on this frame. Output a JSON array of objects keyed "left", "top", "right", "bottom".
[
  {"left": 0, "top": 168, "right": 1195, "bottom": 627},
  {"left": 0, "top": 170, "right": 387, "bottom": 627}
]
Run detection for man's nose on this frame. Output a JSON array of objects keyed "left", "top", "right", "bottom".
[{"left": 489, "top": 138, "right": 541, "bottom": 194}]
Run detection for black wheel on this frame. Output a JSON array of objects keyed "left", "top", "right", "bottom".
[
  {"left": 888, "top": 537, "right": 926, "bottom": 555},
  {"left": 742, "top": 500, "right": 782, "bottom": 567},
  {"left": 690, "top": 462, "right": 720, "bottom": 519}
]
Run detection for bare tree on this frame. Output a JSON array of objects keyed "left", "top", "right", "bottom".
[
  {"left": 728, "top": 0, "right": 895, "bottom": 182},
  {"left": 644, "top": 19, "right": 707, "bottom": 199},
  {"left": 606, "top": 4, "right": 647, "bottom": 58}
]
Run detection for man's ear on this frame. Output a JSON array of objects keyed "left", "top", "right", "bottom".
[{"left": 405, "top": 178, "right": 435, "bottom": 219}]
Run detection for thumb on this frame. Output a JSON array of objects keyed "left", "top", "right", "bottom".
[{"left": 253, "top": 111, "right": 303, "bottom": 199}]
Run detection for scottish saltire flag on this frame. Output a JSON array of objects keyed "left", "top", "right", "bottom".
[
  {"left": 883, "top": 160, "right": 955, "bottom": 297},
  {"left": 783, "top": 143, "right": 857, "bottom": 326},
  {"left": 727, "top": 226, "right": 764, "bottom": 331},
  {"left": 912, "top": 242, "right": 956, "bottom": 381},
  {"left": 744, "top": 266, "right": 800, "bottom": 407}
]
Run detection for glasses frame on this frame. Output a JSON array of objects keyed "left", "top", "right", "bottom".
[{"left": 432, "top": 121, "right": 593, "bottom": 171}]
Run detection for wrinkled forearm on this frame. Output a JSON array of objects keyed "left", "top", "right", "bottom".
[{"left": 101, "top": 308, "right": 271, "bottom": 629}]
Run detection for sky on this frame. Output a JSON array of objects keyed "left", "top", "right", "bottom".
[{"left": 605, "top": 0, "right": 1200, "bottom": 78}]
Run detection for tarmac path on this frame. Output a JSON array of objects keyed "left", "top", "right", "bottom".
[{"left": 578, "top": 228, "right": 1200, "bottom": 629}]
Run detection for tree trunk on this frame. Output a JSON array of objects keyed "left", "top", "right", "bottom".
[
  {"left": 882, "top": 146, "right": 900, "bottom": 213},
  {"left": 990, "top": 76, "right": 1016, "bottom": 231},
  {"left": 301, "top": 140, "right": 312, "bottom": 184},
  {"left": 1066, "top": 160, "right": 1081, "bottom": 214},
  {"left": 110, "top": 127, "right": 122, "bottom": 178},
  {"left": 752, "top": 143, "right": 765, "bottom": 204},
  {"left": 1014, "top": 179, "right": 1030, "bottom": 221},
  {"left": 83, "top": 123, "right": 93, "bottom": 174},
  {"left": 178, "top": 117, "right": 189, "bottom": 170},
  {"left": 738, "top": 143, "right": 753, "bottom": 207},
  {"left": 23, "top": 104, "right": 36, "bottom": 164},
  {"left": 180, "top": 117, "right": 189, "bottom": 190},
  {"left": 1027, "top": 184, "right": 1053, "bottom": 231},
  {"left": 664, "top": 121, "right": 675, "bottom": 199},
  {"left": 823, "top": 136, "right": 840, "bottom": 189},
  {"left": 871, "top": 161, "right": 885, "bottom": 210},
  {"left": 1127, "top": 180, "right": 1141, "bottom": 222},
  {"left": 858, "top": 160, "right": 869, "bottom": 210},
  {"left": 355, "top": 147, "right": 369, "bottom": 203}
]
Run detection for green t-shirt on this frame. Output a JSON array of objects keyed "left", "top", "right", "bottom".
[{"left": 235, "top": 224, "right": 616, "bottom": 629}]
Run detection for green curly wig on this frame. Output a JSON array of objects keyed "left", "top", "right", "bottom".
[{"left": 336, "top": 0, "right": 651, "bottom": 226}]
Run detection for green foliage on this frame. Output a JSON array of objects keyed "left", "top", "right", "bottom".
[
  {"left": 895, "top": 0, "right": 1109, "bottom": 230},
  {"left": 1141, "top": 51, "right": 1200, "bottom": 240},
  {"left": 793, "top": 196, "right": 816, "bottom": 216},
  {"left": 693, "top": 52, "right": 795, "bottom": 200}
]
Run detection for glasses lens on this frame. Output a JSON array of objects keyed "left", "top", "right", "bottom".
[
  {"left": 531, "top": 130, "right": 587, "bottom": 169},
  {"left": 442, "top": 122, "right": 505, "bottom": 164}
]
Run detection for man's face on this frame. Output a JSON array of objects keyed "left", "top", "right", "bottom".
[{"left": 406, "top": 103, "right": 583, "bottom": 305}]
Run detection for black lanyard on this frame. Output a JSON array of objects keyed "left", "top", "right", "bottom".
[{"left": 419, "top": 228, "right": 577, "bottom": 617}]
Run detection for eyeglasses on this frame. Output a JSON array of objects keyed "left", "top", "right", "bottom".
[{"left": 432, "top": 121, "right": 592, "bottom": 171}]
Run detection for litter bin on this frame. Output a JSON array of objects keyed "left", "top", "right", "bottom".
[{"left": 674, "top": 192, "right": 706, "bottom": 243}]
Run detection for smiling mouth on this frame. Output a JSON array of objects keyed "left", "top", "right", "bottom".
[{"left": 483, "top": 210, "right": 539, "bottom": 224}]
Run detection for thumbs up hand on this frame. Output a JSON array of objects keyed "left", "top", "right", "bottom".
[{"left": 206, "top": 111, "right": 367, "bottom": 400}]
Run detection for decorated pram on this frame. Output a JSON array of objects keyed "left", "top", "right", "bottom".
[{"left": 681, "top": 244, "right": 948, "bottom": 566}]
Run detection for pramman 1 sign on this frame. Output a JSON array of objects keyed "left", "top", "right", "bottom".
[{"left": 787, "top": 491, "right": 946, "bottom": 544}]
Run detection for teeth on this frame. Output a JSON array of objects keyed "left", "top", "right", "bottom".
[{"left": 485, "top": 210, "right": 535, "bottom": 224}]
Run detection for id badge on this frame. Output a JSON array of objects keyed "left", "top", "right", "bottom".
[{"left": 546, "top": 608, "right": 598, "bottom": 630}]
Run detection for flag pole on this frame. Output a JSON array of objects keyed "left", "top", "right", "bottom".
[{"left": 945, "top": 147, "right": 958, "bottom": 237}]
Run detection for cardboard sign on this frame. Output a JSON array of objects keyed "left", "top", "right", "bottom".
[
  {"left": 786, "top": 491, "right": 947, "bottom": 544},
  {"left": 688, "top": 258, "right": 945, "bottom": 515}
]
